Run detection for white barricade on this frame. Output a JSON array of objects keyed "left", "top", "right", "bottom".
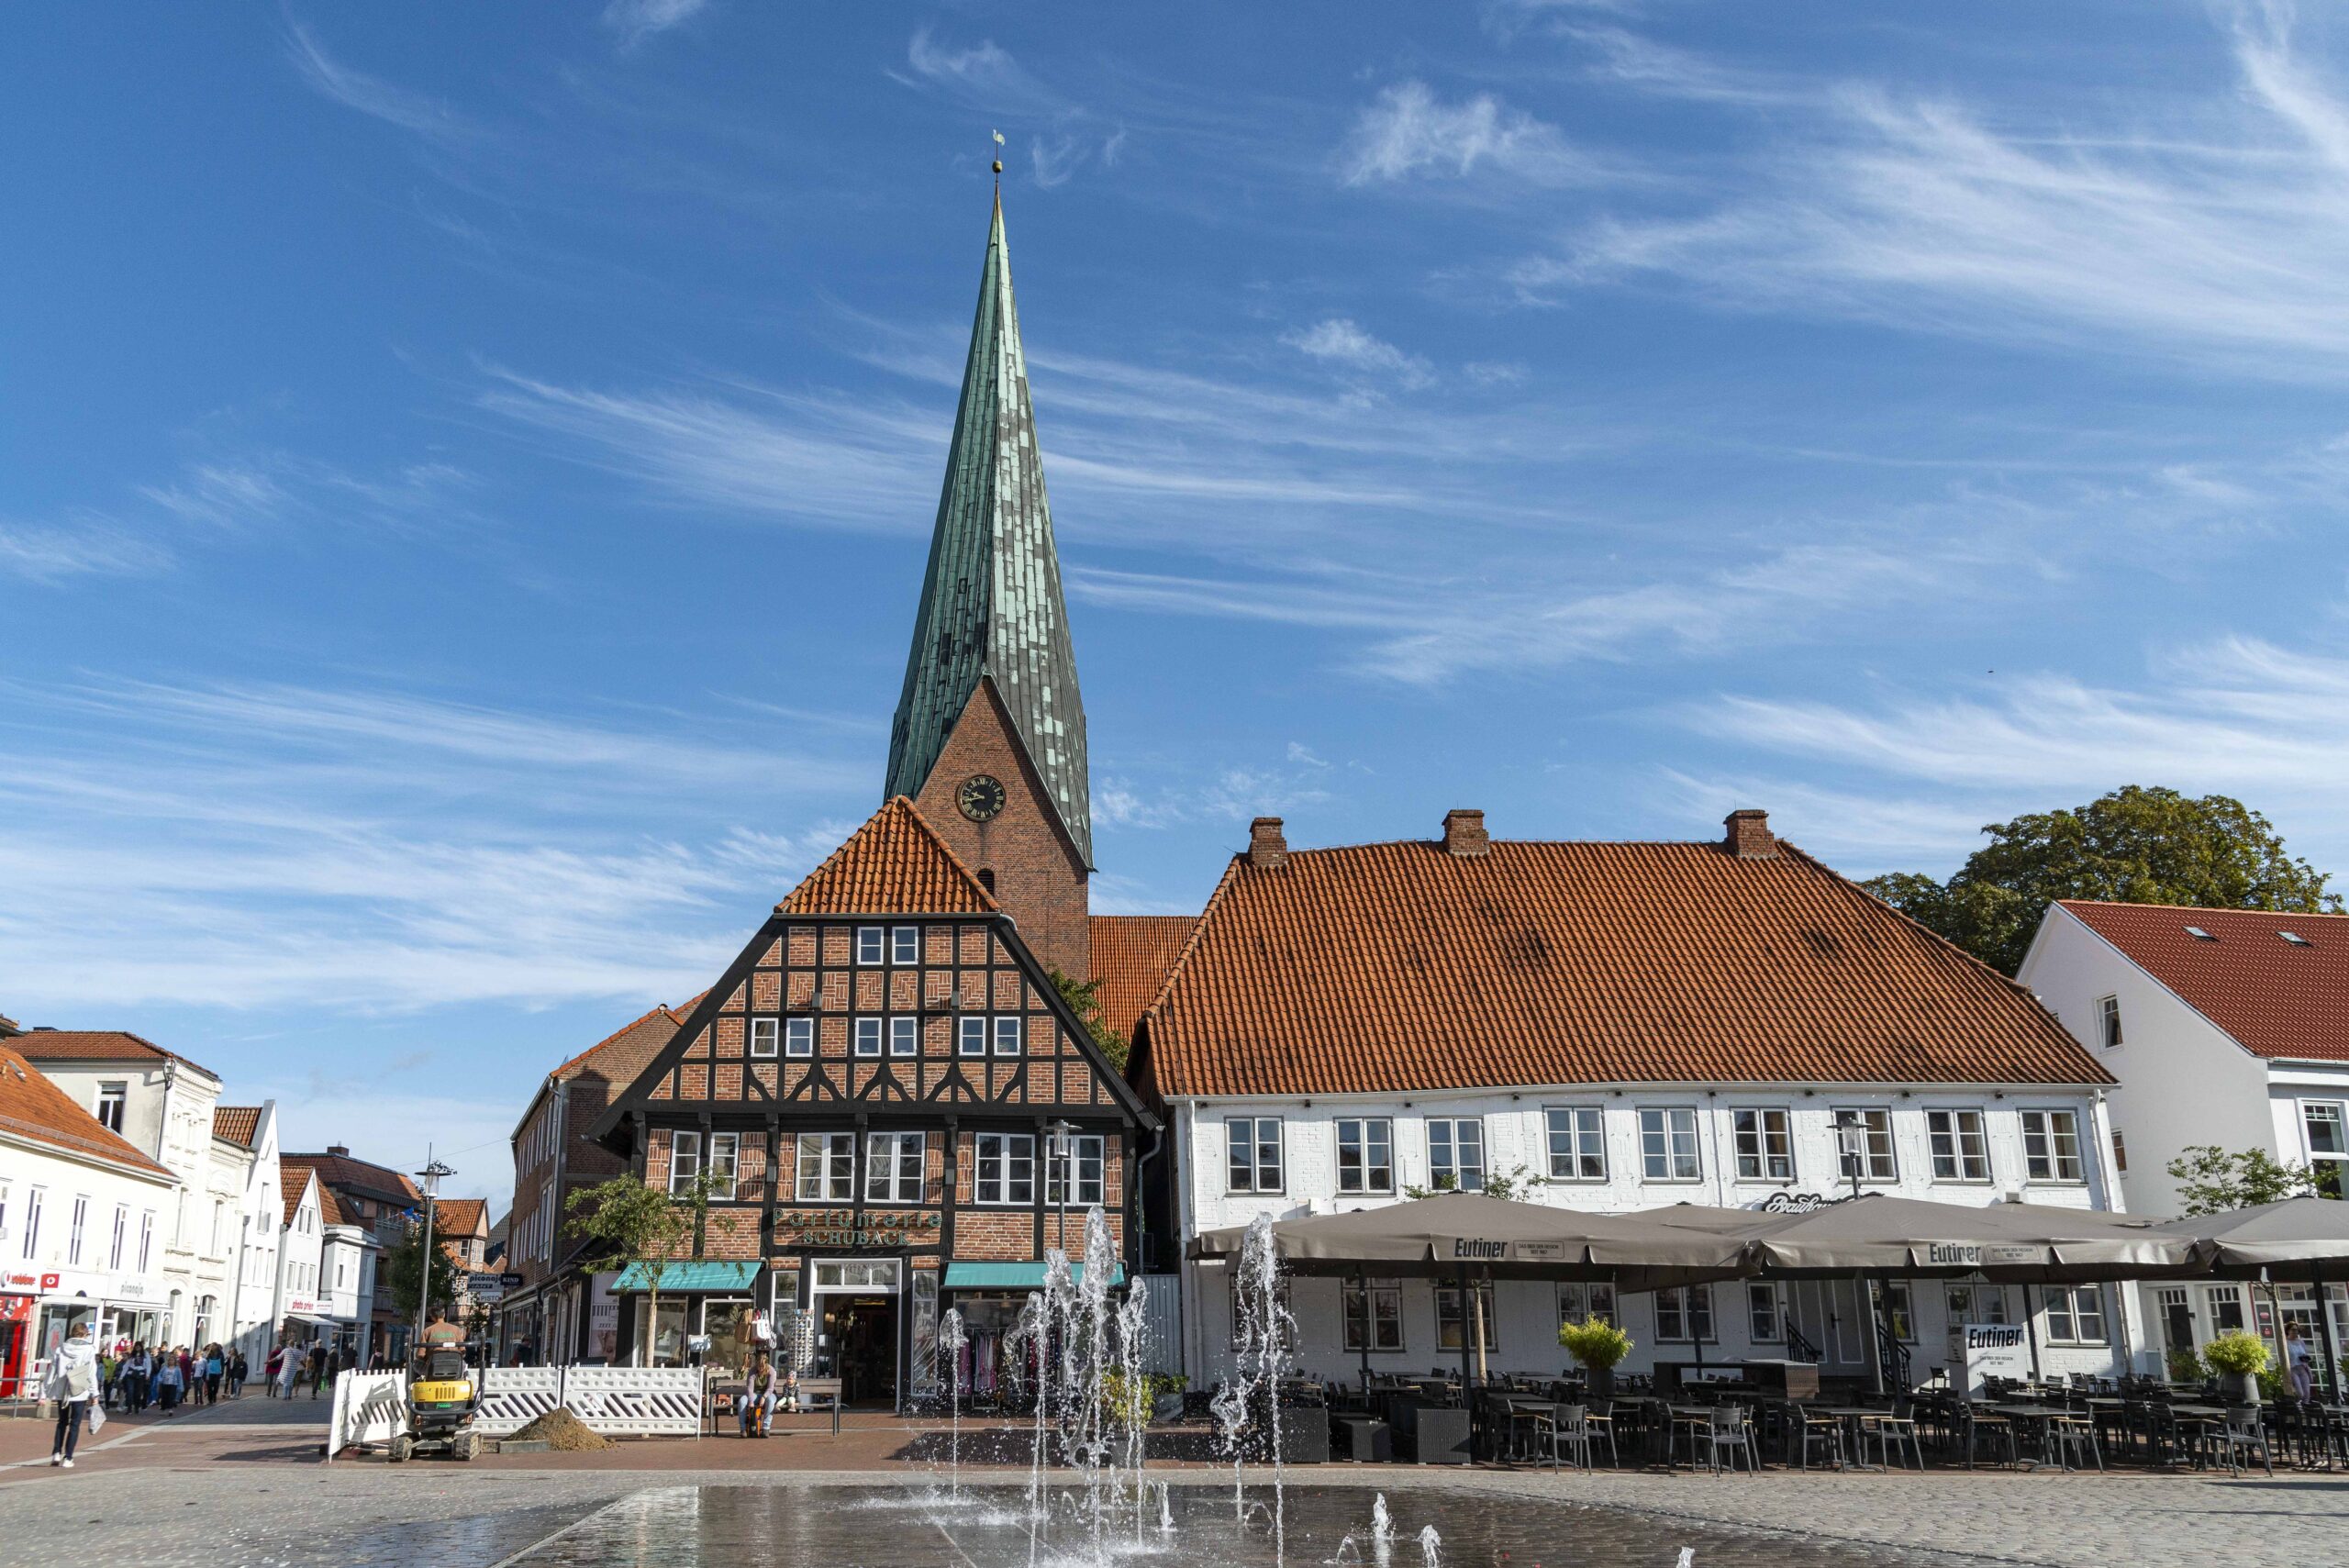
[
  {"left": 473, "top": 1364, "right": 703, "bottom": 1439},
  {"left": 327, "top": 1370, "right": 410, "bottom": 1458},
  {"left": 472, "top": 1367, "right": 565, "bottom": 1437},
  {"left": 559, "top": 1365, "right": 704, "bottom": 1438}
]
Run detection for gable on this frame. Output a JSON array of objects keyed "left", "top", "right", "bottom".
[{"left": 2055, "top": 901, "right": 2349, "bottom": 1063}]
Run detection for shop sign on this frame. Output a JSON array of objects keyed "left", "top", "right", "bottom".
[
  {"left": 1961, "top": 1321, "right": 2032, "bottom": 1396},
  {"left": 776, "top": 1209, "right": 941, "bottom": 1250},
  {"left": 1755, "top": 1191, "right": 1849, "bottom": 1214},
  {"left": 1922, "top": 1242, "right": 2039, "bottom": 1267},
  {"left": 3, "top": 1271, "right": 41, "bottom": 1293}
]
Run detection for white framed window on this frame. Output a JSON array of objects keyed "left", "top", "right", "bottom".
[
  {"left": 22, "top": 1187, "right": 43, "bottom": 1261},
  {"left": 2096, "top": 994, "right": 2123, "bottom": 1050},
  {"left": 1336, "top": 1118, "right": 1394, "bottom": 1194},
  {"left": 1746, "top": 1282, "right": 1783, "bottom": 1343},
  {"left": 785, "top": 1018, "right": 813, "bottom": 1059},
  {"left": 750, "top": 1018, "right": 780, "bottom": 1058},
  {"left": 958, "top": 1017, "right": 987, "bottom": 1057},
  {"left": 992, "top": 1016, "right": 1023, "bottom": 1057},
  {"left": 1345, "top": 1278, "right": 1406, "bottom": 1352},
  {"left": 2021, "top": 1108, "right": 2086, "bottom": 1183},
  {"left": 137, "top": 1209, "right": 153, "bottom": 1272},
  {"left": 974, "top": 1132, "right": 1035, "bottom": 1206},
  {"left": 855, "top": 927, "right": 885, "bottom": 965},
  {"left": 2305, "top": 1102, "right": 2347, "bottom": 1199},
  {"left": 1833, "top": 1107, "right": 1898, "bottom": 1182},
  {"left": 890, "top": 1017, "right": 919, "bottom": 1058},
  {"left": 1045, "top": 1132, "right": 1106, "bottom": 1207},
  {"left": 68, "top": 1195, "right": 88, "bottom": 1266},
  {"left": 1655, "top": 1284, "right": 1715, "bottom": 1342},
  {"left": 668, "top": 1130, "right": 702, "bottom": 1193},
  {"left": 796, "top": 1132, "right": 856, "bottom": 1201},
  {"left": 1435, "top": 1281, "right": 1497, "bottom": 1351},
  {"left": 1639, "top": 1107, "right": 1702, "bottom": 1181},
  {"left": 1545, "top": 1106, "right": 1606, "bottom": 1181},
  {"left": 1926, "top": 1107, "right": 1992, "bottom": 1182},
  {"left": 1557, "top": 1281, "right": 1617, "bottom": 1329},
  {"left": 854, "top": 1018, "right": 884, "bottom": 1058},
  {"left": 1226, "top": 1118, "right": 1284, "bottom": 1193},
  {"left": 95, "top": 1083, "right": 127, "bottom": 1134},
  {"left": 891, "top": 926, "right": 920, "bottom": 964},
  {"left": 707, "top": 1132, "right": 740, "bottom": 1198},
  {"left": 864, "top": 1132, "right": 925, "bottom": 1202},
  {"left": 2044, "top": 1284, "right": 2109, "bottom": 1345},
  {"left": 1426, "top": 1118, "right": 1486, "bottom": 1191},
  {"left": 1882, "top": 1279, "right": 1916, "bottom": 1341},
  {"left": 110, "top": 1205, "right": 128, "bottom": 1270},
  {"left": 1732, "top": 1107, "right": 1794, "bottom": 1182}
]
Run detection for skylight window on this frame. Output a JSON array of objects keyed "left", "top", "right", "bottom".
[
  {"left": 2185, "top": 926, "right": 2216, "bottom": 941},
  {"left": 2281, "top": 930, "right": 2312, "bottom": 947}
]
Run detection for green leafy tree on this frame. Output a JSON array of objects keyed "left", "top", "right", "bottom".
[
  {"left": 383, "top": 1217, "right": 460, "bottom": 1325},
  {"left": 564, "top": 1170, "right": 726, "bottom": 1366},
  {"left": 1406, "top": 1164, "right": 1540, "bottom": 1202},
  {"left": 2165, "top": 1145, "right": 2322, "bottom": 1216},
  {"left": 1863, "top": 785, "right": 2340, "bottom": 975},
  {"left": 1051, "top": 967, "right": 1130, "bottom": 1071}
]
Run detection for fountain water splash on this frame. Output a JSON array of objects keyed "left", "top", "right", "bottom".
[
  {"left": 1417, "top": 1525, "right": 1442, "bottom": 1568},
  {"left": 1219, "top": 1212, "right": 1297, "bottom": 1553},
  {"left": 938, "top": 1307, "right": 968, "bottom": 1496},
  {"left": 1369, "top": 1495, "right": 1393, "bottom": 1568},
  {"left": 1674, "top": 1551, "right": 1695, "bottom": 1568}
]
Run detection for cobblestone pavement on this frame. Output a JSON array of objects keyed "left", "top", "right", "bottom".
[{"left": 3, "top": 1427, "right": 2346, "bottom": 1568}]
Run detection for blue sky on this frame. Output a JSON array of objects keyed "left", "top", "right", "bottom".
[{"left": 8, "top": 2, "right": 2349, "bottom": 1206}]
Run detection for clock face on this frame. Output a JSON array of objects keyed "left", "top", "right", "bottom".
[{"left": 957, "top": 773, "right": 1008, "bottom": 822}]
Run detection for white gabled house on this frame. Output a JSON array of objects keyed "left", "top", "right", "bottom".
[{"left": 2019, "top": 900, "right": 2349, "bottom": 1373}]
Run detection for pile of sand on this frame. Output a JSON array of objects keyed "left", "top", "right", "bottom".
[{"left": 506, "top": 1407, "right": 614, "bottom": 1451}]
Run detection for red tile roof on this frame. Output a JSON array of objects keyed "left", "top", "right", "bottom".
[
  {"left": 2058, "top": 901, "right": 2349, "bottom": 1062},
  {"left": 11, "top": 1029, "right": 218, "bottom": 1082},
  {"left": 1090, "top": 915, "right": 1196, "bottom": 1040},
  {"left": 550, "top": 1000, "right": 695, "bottom": 1086},
  {"left": 775, "top": 796, "right": 996, "bottom": 916},
  {"left": 433, "top": 1196, "right": 488, "bottom": 1239},
  {"left": 282, "top": 1150, "right": 420, "bottom": 1207},
  {"left": 279, "top": 1162, "right": 319, "bottom": 1228},
  {"left": 1135, "top": 832, "right": 2112, "bottom": 1099},
  {"left": 0, "top": 1043, "right": 175, "bottom": 1178},
  {"left": 213, "top": 1106, "right": 262, "bottom": 1148}
]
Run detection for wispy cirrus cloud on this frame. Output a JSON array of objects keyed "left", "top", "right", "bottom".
[
  {"left": 0, "top": 521, "right": 171, "bottom": 583},
  {"left": 1282, "top": 317, "right": 1433, "bottom": 388},
  {"left": 284, "top": 21, "right": 479, "bottom": 145},
  {"left": 602, "top": 0, "right": 707, "bottom": 49},
  {"left": 1508, "top": 8, "right": 2349, "bottom": 377},
  {"left": 1341, "top": 81, "right": 1598, "bottom": 185}
]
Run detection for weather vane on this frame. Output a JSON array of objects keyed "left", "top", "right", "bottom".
[{"left": 991, "top": 128, "right": 1005, "bottom": 180}]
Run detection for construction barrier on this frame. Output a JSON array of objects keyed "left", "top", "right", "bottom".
[
  {"left": 473, "top": 1364, "right": 703, "bottom": 1439},
  {"left": 327, "top": 1370, "right": 410, "bottom": 1458}
]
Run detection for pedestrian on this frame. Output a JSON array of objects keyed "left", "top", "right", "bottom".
[
  {"left": 264, "top": 1343, "right": 283, "bottom": 1398},
  {"left": 153, "top": 1346, "right": 184, "bottom": 1414},
  {"left": 2287, "top": 1323, "right": 2317, "bottom": 1401},
  {"left": 276, "top": 1343, "right": 302, "bottom": 1399},
  {"left": 309, "top": 1342, "right": 328, "bottom": 1399},
  {"left": 176, "top": 1345, "right": 194, "bottom": 1405},
  {"left": 44, "top": 1322, "right": 99, "bottom": 1467},
  {"left": 123, "top": 1344, "right": 151, "bottom": 1412},
  {"left": 204, "top": 1343, "right": 225, "bottom": 1405},
  {"left": 97, "top": 1345, "right": 118, "bottom": 1412},
  {"left": 229, "top": 1348, "right": 248, "bottom": 1398}
]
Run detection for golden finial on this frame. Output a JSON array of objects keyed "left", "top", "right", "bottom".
[{"left": 991, "top": 128, "right": 1005, "bottom": 178}]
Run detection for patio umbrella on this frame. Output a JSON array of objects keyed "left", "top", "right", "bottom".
[
  {"left": 2150, "top": 1198, "right": 2349, "bottom": 1396},
  {"left": 1661, "top": 1192, "right": 2200, "bottom": 1282}
]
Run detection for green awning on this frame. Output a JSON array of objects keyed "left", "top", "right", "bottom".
[
  {"left": 943, "top": 1261, "right": 1125, "bottom": 1291},
  {"left": 612, "top": 1260, "right": 761, "bottom": 1292}
]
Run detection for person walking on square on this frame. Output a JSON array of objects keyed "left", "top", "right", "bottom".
[
  {"left": 203, "top": 1344, "right": 224, "bottom": 1405},
  {"left": 229, "top": 1348, "right": 248, "bottom": 1398},
  {"left": 276, "top": 1343, "right": 302, "bottom": 1399},
  {"left": 2287, "top": 1324, "right": 2316, "bottom": 1402},
  {"left": 122, "top": 1344, "right": 151, "bottom": 1412},
  {"left": 264, "top": 1343, "right": 283, "bottom": 1397},
  {"left": 309, "top": 1343, "right": 328, "bottom": 1399},
  {"left": 45, "top": 1322, "right": 99, "bottom": 1467},
  {"left": 153, "top": 1344, "right": 184, "bottom": 1414}
]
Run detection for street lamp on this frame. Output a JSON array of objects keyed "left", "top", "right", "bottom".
[{"left": 415, "top": 1150, "right": 455, "bottom": 1362}]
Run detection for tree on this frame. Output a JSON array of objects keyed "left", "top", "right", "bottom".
[
  {"left": 1405, "top": 1165, "right": 1540, "bottom": 1202},
  {"left": 383, "top": 1217, "right": 459, "bottom": 1325},
  {"left": 1863, "top": 785, "right": 2340, "bottom": 975},
  {"left": 564, "top": 1171, "right": 724, "bottom": 1366},
  {"left": 1051, "top": 967, "right": 1130, "bottom": 1072},
  {"left": 2165, "top": 1145, "right": 2322, "bottom": 1216}
]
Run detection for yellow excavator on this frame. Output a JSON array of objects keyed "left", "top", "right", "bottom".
[{"left": 391, "top": 1318, "right": 481, "bottom": 1462}]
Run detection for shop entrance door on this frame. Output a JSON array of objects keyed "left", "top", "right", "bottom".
[{"left": 828, "top": 1296, "right": 897, "bottom": 1406}]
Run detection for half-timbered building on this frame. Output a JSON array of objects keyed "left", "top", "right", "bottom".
[{"left": 588, "top": 190, "right": 1152, "bottom": 1407}]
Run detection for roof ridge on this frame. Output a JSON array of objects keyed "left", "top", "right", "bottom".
[
  {"left": 774, "top": 795, "right": 998, "bottom": 916},
  {"left": 552, "top": 1000, "right": 690, "bottom": 1082},
  {"left": 2059, "top": 898, "right": 2349, "bottom": 920},
  {"left": 1136, "top": 853, "right": 1243, "bottom": 1033}
]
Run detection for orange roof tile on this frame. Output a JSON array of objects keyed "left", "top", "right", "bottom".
[
  {"left": 1136, "top": 831, "right": 2111, "bottom": 1098},
  {"left": 775, "top": 796, "right": 996, "bottom": 917},
  {"left": 550, "top": 999, "right": 694, "bottom": 1085},
  {"left": 1089, "top": 915, "right": 1197, "bottom": 1040},
  {"left": 433, "top": 1196, "right": 488, "bottom": 1238},
  {"left": 212, "top": 1106, "right": 262, "bottom": 1148},
  {"left": 282, "top": 1150, "right": 420, "bottom": 1207},
  {"left": 279, "top": 1162, "right": 319, "bottom": 1228},
  {"left": 0, "top": 1043, "right": 175, "bottom": 1178},
  {"left": 2058, "top": 901, "right": 2349, "bottom": 1062},
  {"left": 12, "top": 1029, "right": 218, "bottom": 1081}
]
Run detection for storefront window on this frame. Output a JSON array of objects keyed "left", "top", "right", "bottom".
[{"left": 909, "top": 1270, "right": 941, "bottom": 1396}]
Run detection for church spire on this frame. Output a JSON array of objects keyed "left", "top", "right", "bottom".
[{"left": 885, "top": 194, "right": 1093, "bottom": 866}]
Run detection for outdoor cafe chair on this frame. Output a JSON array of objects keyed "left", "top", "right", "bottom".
[
  {"left": 1958, "top": 1402, "right": 2017, "bottom": 1469},
  {"left": 1790, "top": 1403, "right": 1846, "bottom": 1470},
  {"left": 1699, "top": 1405, "right": 1760, "bottom": 1474},
  {"left": 1862, "top": 1396, "right": 1926, "bottom": 1470},
  {"left": 2215, "top": 1407, "right": 2276, "bottom": 1477},
  {"left": 2045, "top": 1407, "right": 2102, "bottom": 1472},
  {"left": 1544, "top": 1402, "right": 1619, "bottom": 1471}
]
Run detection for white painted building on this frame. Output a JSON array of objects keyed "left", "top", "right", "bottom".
[
  {"left": 0, "top": 1041, "right": 180, "bottom": 1396},
  {"left": 273, "top": 1160, "right": 379, "bottom": 1361},
  {"left": 2018, "top": 901, "right": 2349, "bottom": 1377},
  {"left": 212, "top": 1103, "right": 282, "bottom": 1363},
  {"left": 13, "top": 1031, "right": 250, "bottom": 1351},
  {"left": 1131, "top": 811, "right": 2130, "bottom": 1392}
]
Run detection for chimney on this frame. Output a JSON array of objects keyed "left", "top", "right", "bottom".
[
  {"left": 1247, "top": 817, "right": 1287, "bottom": 870},
  {"left": 1723, "top": 808, "right": 1776, "bottom": 860},
  {"left": 327, "top": 1143, "right": 351, "bottom": 1157},
  {"left": 1441, "top": 808, "right": 1490, "bottom": 859}
]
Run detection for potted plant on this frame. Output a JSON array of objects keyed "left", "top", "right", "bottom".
[
  {"left": 2201, "top": 1329, "right": 2270, "bottom": 1406},
  {"left": 2164, "top": 1345, "right": 2204, "bottom": 1385},
  {"left": 1559, "top": 1314, "right": 1634, "bottom": 1401}
]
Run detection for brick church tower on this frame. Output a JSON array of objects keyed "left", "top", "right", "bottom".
[{"left": 885, "top": 193, "right": 1093, "bottom": 983}]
